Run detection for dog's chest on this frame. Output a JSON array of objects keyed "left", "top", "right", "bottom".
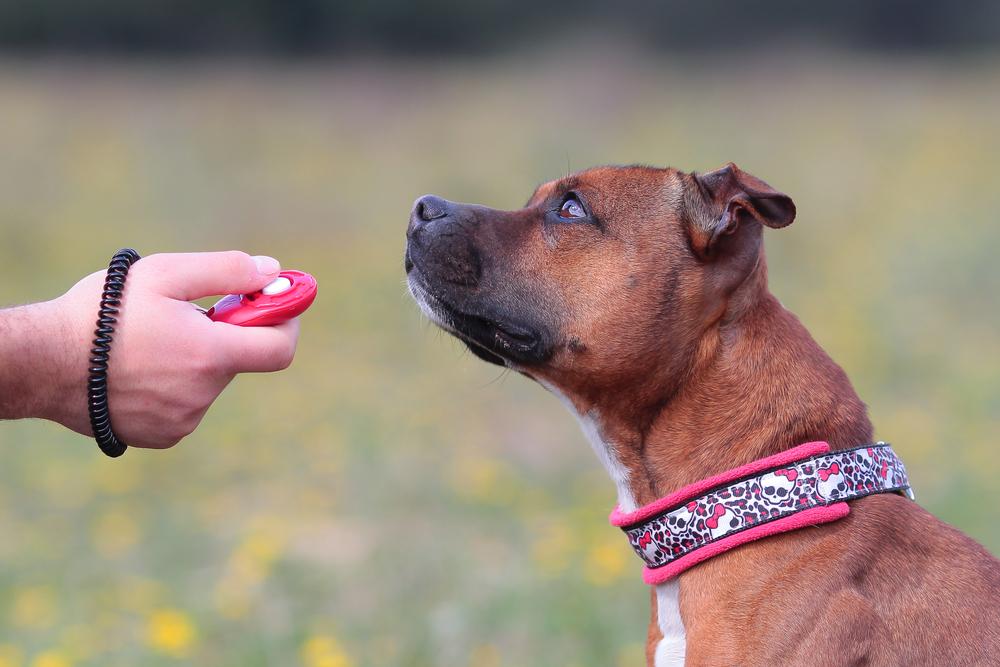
[
  {"left": 655, "top": 580, "right": 686, "bottom": 666},
  {"left": 545, "top": 384, "right": 687, "bottom": 665}
]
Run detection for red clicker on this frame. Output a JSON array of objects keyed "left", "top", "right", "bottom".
[{"left": 207, "top": 270, "right": 318, "bottom": 326}]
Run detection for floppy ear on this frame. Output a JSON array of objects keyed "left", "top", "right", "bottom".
[{"left": 688, "top": 162, "right": 796, "bottom": 259}]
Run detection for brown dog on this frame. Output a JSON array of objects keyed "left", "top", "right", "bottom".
[{"left": 404, "top": 163, "right": 1000, "bottom": 666}]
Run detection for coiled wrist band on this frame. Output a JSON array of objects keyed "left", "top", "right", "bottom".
[{"left": 88, "top": 248, "right": 141, "bottom": 458}]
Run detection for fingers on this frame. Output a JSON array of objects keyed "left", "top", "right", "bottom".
[
  {"left": 213, "top": 318, "right": 301, "bottom": 373},
  {"left": 137, "top": 251, "right": 282, "bottom": 301}
]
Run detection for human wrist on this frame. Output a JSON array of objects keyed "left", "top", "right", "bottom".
[
  {"left": 24, "top": 297, "right": 89, "bottom": 428},
  {"left": 44, "top": 295, "right": 92, "bottom": 428},
  {"left": 0, "top": 300, "right": 77, "bottom": 423}
]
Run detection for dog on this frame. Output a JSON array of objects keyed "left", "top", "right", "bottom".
[{"left": 404, "top": 163, "right": 1000, "bottom": 666}]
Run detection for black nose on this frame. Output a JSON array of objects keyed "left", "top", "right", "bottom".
[{"left": 414, "top": 195, "right": 450, "bottom": 223}]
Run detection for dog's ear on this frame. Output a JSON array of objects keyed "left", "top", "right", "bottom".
[{"left": 688, "top": 163, "right": 795, "bottom": 259}]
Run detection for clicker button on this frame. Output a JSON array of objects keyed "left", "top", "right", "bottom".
[{"left": 261, "top": 276, "right": 292, "bottom": 296}]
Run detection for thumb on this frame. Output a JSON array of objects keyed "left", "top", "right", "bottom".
[{"left": 137, "top": 251, "right": 282, "bottom": 301}]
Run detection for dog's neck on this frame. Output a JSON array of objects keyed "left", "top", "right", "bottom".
[{"left": 569, "top": 273, "right": 873, "bottom": 510}]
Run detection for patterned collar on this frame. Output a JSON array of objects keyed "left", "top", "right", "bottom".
[{"left": 610, "top": 441, "right": 912, "bottom": 585}]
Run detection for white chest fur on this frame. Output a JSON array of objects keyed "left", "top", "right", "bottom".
[
  {"left": 541, "top": 384, "right": 687, "bottom": 665},
  {"left": 575, "top": 410, "right": 639, "bottom": 513},
  {"left": 655, "top": 580, "right": 686, "bottom": 666},
  {"left": 540, "top": 381, "right": 639, "bottom": 512}
]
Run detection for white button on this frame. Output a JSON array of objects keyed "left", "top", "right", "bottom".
[{"left": 261, "top": 277, "right": 292, "bottom": 296}]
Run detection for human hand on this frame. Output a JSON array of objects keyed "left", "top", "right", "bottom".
[{"left": 28, "top": 251, "right": 300, "bottom": 449}]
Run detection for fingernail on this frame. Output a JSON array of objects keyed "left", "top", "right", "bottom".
[{"left": 252, "top": 255, "right": 281, "bottom": 275}]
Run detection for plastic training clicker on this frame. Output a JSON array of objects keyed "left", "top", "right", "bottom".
[{"left": 207, "top": 270, "right": 318, "bottom": 326}]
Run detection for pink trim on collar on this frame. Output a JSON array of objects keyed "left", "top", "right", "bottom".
[
  {"left": 610, "top": 441, "right": 912, "bottom": 584},
  {"left": 609, "top": 441, "right": 830, "bottom": 527},
  {"left": 640, "top": 504, "right": 849, "bottom": 584}
]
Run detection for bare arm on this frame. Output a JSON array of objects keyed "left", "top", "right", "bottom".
[
  {"left": 0, "top": 251, "right": 300, "bottom": 449},
  {"left": 0, "top": 300, "right": 79, "bottom": 423}
]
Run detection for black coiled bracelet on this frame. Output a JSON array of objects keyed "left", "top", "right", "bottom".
[{"left": 88, "top": 248, "right": 141, "bottom": 458}]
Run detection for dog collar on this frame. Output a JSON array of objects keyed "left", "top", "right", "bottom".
[{"left": 610, "top": 441, "right": 912, "bottom": 585}]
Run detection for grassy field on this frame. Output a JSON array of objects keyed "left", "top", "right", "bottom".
[{"left": 0, "top": 52, "right": 998, "bottom": 666}]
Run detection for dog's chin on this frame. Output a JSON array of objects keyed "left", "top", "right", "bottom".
[{"left": 407, "top": 276, "right": 549, "bottom": 368}]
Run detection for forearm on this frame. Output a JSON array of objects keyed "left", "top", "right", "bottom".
[
  {"left": 1, "top": 252, "right": 298, "bottom": 448},
  {"left": 0, "top": 300, "right": 85, "bottom": 424}
]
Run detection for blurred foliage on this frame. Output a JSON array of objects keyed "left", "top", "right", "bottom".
[
  {"left": 0, "top": 50, "right": 998, "bottom": 665},
  {"left": 1, "top": 0, "right": 1000, "bottom": 55}
]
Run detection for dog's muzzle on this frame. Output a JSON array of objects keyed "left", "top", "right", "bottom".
[{"left": 405, "top": 195, "right": 553, "bottom": 367}]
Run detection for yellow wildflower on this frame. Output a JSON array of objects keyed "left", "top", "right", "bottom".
[
  {"left": 0, "top": 644, "right": 23, "bottom": 667},
  {"left": 530, "top": 523, "right": 573, "bottom": 577},
  {"left": 583, "top": 536, "right": 629, "bottom": 586},
  {"left": 616, "top": 642, "right": 646, "bottom": 667},
  {"left": 146, "top": 609, "right": 197, "bottom": 658},
  {"left": 469, "top": 644, "right": 501, "bottom": 667},
  {"left": 10, "top": 587, "right": 57, "bottom": 630},
  {"left": 300, "top": 636, "right": 353, "bottom": 667},
  {"left": 30, "top": 651, "right": 70, "bottom": 667}
]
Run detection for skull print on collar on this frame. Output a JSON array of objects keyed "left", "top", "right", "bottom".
[{"left": 610, "top": 441, "right": 912, "bottom": 585}]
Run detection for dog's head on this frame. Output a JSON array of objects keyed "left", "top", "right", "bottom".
[{"left": 405, "top": 163, "right": 794, "bottom": 410}]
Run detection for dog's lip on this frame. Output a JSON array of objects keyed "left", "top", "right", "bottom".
[
  {"left": 407, "top": 275, "right": 540, "bottom": 361},
  {"left": 491, "top": 320, "right": 537, "bottom": 347}
]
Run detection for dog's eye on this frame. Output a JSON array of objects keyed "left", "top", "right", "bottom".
[{"left": 558, "top": 195, "right": 585, "bottom": 219}]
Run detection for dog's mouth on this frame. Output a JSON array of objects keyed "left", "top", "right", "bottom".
[{"left": 407, "top": 274, "right": 548, "bottom": 367}]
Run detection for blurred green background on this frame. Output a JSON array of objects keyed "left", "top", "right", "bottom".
[{"left": 1, "top": 4, "right": 999, "bottom": 666}]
